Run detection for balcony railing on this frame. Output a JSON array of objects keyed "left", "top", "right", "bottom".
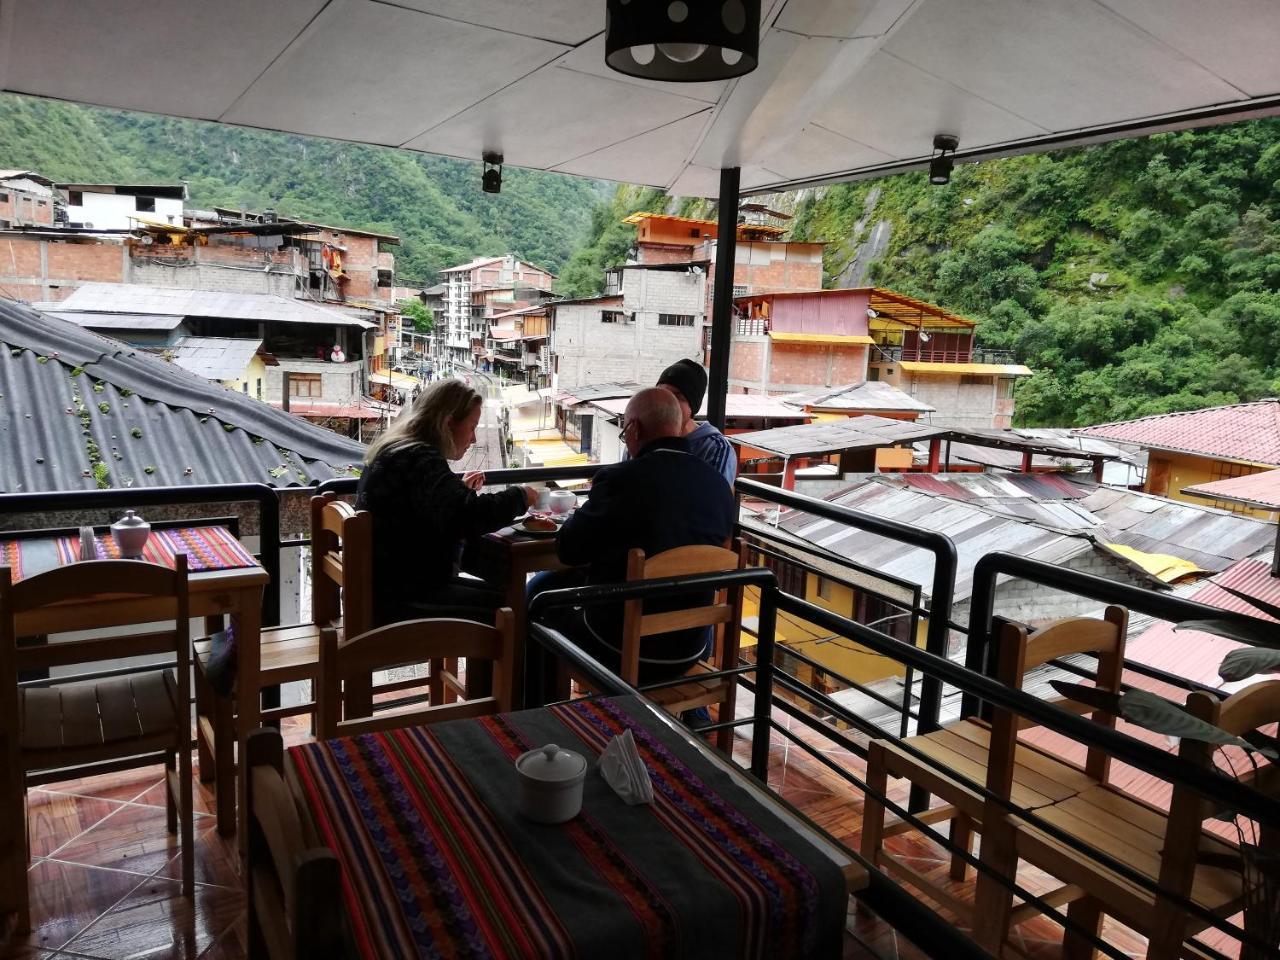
[
  {"left": 4, "top": 471, "right": 1277, "bottom": 959},
  {"left": 873, "top": 344, "right": 1018, "bottom": 365}
]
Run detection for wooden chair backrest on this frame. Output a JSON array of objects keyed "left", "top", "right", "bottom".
[
  {"left": 618, "top": 541, "right": 747, "bottom": 685},
  {"left": 0, "top": 556, "right": 190, "bottom": 676},
  {"left": 244, "top": 729, "right": 344, "bottom": 960},
  {"left": 317, "top": 609, "right": 514, "bottom": 739},
  {"left": 1149, "top": 680, "right": 1280, "bottom": 953},
  {"left": 309, "top": 493, "right": 372, "bottom": 640},
  {"left": 990, "top": 605, "right": 1128, "bottom": 785}
]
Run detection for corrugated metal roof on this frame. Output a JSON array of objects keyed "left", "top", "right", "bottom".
[
  {"left": 169, "top": 336, "right": 262, "bottom": 381},
  {"left": 768, "top": 332, "right": 875, "bottom": 345},
  {"left": 899, "top": 361, "right": 1033, "bottom": 376},
  {"left": 1182, "top": 468, "right": 1280, "bottom": 511},
  {"left": 762, "top": 478, "right": 1100, "bottom": 603},
  {"left": 44, "top": 311, "right": 186, "bottom": 331},
  {"left": 782, "top": 381, "right": 936, "bottom": 414},
  {"left": 0, "top": 300, "right": 364, "bottom": 492},
  {"left": 731, "top": 415, "right": 946, "bottom": 458},
  {"left": 550, "top": 381, "right": 642, "bottom": 406},
  {"left": 52, "top": 283, "right": 375, "bottom": 329},
  {"left": 1075, "top": 400, "right": 1280, "bottom": 466}
]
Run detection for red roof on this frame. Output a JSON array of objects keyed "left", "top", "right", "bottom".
[
  {"left": 1182, "top": 467, "right": 1280, "bottom": 510},
  {"left": 1074, "top": 400, "right": 1280, "bottom": 466}
]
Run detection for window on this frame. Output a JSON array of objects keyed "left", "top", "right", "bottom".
[
  {"left": 732, "top": 284, "right": 750, "bottom": 298},
  {"left": 0, "top": 193, "right": 8, "bottom": 203},
  {"left": 135, "top": 196, "right": 155, "bottom": 213},
  {"left": 289, "top": 373, "right": 322, "bottom": 398},
  {"left": 601, "top": 310, "right": 632, "bottom": 324},
  {"left": 689, "top": 228, "right": 700, "bottom": 238},
  {"left": 658, "top": 313, "right": 695, "bottom": 327},
  {"left": 67, "top": 190, "right": 82, "bottom": 205},
  {"left": 242, "top": 383, "right": 248, "bottom": 394},
  {"left": 815, "top": 576, "right": 833, "bottom": 601},
  {"left": 36, "top": 200, "right": 47, "bottom": 207},
  {"left": 960, "top": 374, "right": 992, "bottom": 386}
]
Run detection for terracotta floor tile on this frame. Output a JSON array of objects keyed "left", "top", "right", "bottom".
[
  {"left": 36, "top": 767, "right": 163, "bottom": 805},
  {"left": 60, "top": 878, "right": 242, "bottom": 960},
  {"left": 195, "top": 917, "right": 246, "bottom": 960},
  {"left": 155, "top": 819, "right": 241, "bottom": 889},
  {"left": 24, "top": 792, "right": 124, "bottom": 859},
  {"left": 133, "top": 774, "right": 217, "bottom": 819},
  {"left": 9, "top": 860, "right": 144, "bottom": 953},
  {"left": 48, "top": 803, "right": 202, "bottom": 878}
]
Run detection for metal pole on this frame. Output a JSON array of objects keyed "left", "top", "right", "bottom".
[
  {"left": 706, "top": 166, "right": 740, "bottom": 431},
  {"left": 751, "top": 583, "right": 777, "bottom": 782}
]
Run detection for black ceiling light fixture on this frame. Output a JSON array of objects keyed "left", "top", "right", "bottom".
[
  {"left": 605, "top": 0, "right": 760, "bottom": 83},
  {"left": 482, "top": 151, "right": 503, "bottom": 194},
  {"left": 929, "top": 135, "right": 959, "bottom": 185}
]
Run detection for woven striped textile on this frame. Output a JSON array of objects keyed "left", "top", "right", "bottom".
[
  {"left": 0, "top": 525, "right": 257, "bottom": 581},
  {"left": 289, "top": 696, "right": 846, "bottom": 960}
]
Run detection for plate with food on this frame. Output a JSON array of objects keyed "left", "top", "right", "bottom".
[{"left": 515, "top": 516, "right": 559, "bottom": 536}]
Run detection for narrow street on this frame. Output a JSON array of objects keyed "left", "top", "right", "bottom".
[{"left": 456, "top": 367, "right": 508, "bottom": 473}]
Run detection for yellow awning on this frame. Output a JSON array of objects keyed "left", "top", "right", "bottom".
[
  {"left": 369, "top": 371, "right": 419, "bottom": 389},
  {"left": 898, "top": 361, "right": 1033, "bottom": 376},
  {"left": 769, "top": 332, "right": 874, "bottom": 345},
  {"left": 1104, "top": 543, "right": 1207, "bottom": 583}
]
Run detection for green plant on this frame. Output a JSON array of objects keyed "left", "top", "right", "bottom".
[{"left": 130, "top": 427, "right": 142, "bottom": 438}]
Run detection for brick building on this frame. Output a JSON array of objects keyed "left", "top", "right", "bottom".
[
  {"left": 438, "top": 254, "right": 554, "bottom": 368},
  {"left": 0, "top": 170, "right": 57, "bottom": 228},
  {"left": 730, "top": 287, "right": 1032, "bottom": 429}
]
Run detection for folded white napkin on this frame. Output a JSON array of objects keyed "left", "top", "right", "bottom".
[{"left": 598, "top": 728, "right": 654, "bottom": 805}]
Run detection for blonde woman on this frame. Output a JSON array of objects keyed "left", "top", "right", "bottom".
[{"left": 356, "top": 378, "right": 538, "bottom": 625}]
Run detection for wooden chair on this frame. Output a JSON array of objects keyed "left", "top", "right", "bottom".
[
  {"left": 317, "top": 610, "right": 514, "bottom": 739},
  {"left": 193, "top": 492, "right": 373, "bottom": 833},
  {"left": 244, "top": 728, "right": 347, "bottom": 960},
  {"left": 571, "top": 542, "right": 747, "bottom": 754},
  {"left": 0, "top": 558, "right": 195, "bottom": 932},
  {"left": 859, "top": 607, "right": 1129, "bottom": 928},
  {"left": 973, "top": 680, "right": 1276, "bottom": 959}
]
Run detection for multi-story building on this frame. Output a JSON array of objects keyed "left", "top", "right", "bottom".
[
  {"left": 489, "top": 304, "right": 552, "bottom": 389},
  {"left": 730, "top": 287, "right": 1031, "bottom": 429},
  {"left": 438, "top": 254, "right": 554, "bottom": 368},
  {"left": 550, "top": 261, "right": 705, "bottom": 392},
  {"left": 59, "top": 182, "right": 187, "bottom": 230},
  {"left": 0, "top": 170, "right": 57, "bottom": 228},
  {"left": 41, "top": 283, "right": 381, "bottom": 437},
  {"left": 623, "top": 208, "right": 824, "bottom": 354}
]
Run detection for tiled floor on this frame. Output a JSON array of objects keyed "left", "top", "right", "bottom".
[{"left": 5, "top": 703, "right": 1156, "bottom": 960}]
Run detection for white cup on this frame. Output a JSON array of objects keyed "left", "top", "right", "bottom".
[{"left": 536, "top": 488, "right": 552, "bottom": 512}]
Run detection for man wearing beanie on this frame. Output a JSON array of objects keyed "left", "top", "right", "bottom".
[{"left": 654, "top": 358, "right": 736, "bottom": 487}]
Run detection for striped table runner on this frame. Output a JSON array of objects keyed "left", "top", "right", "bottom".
[
  {"left": 0, "top": 525, "right": 258, "bottom": 581},
  {"left": 290, "top": 695, "right": 846, "bottom": 960}
]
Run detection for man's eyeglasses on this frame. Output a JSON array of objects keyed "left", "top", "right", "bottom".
[{"left": 620, "top": 417, "right": 636, "bottom": 435}]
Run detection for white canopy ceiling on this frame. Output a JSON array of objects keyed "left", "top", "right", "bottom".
[{"left": 3, "top": 0, "right": 1278, "bottom": 197}]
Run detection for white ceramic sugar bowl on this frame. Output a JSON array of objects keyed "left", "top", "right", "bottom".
[
  {"left": 515, "top": 743, "right": 587, "bottom": 824},
  {"left": 548, "top": 489, "right": 577, "bottom": 515},
  {"left": 110, "top": 509, "right": 151, "bottom": 558}
]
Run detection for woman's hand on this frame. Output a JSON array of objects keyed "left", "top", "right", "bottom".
[
  {"left": 462, "top": 471, "right": 485, "bottom": 491},
  {"left": 522, "top": 486, "right": 540, "bottom": 508}
]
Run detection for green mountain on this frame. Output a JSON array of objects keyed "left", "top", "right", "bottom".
[
  {"left": 0, "top": 93, "right": 608, "bottom": 282},
  {"left": 788, "top": 118, "right": 1280, "bottom": 427},
  {"left": 564, "top": 118, "right": 1280, "bottom": 427}
]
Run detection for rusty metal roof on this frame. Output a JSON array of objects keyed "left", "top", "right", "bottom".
[
  {"left": 1182, "top": 468, "right": 1280, "bottom": 511},
  {"left": 0, "top": 300, "right": 364, "bottom": 492},
  {"left": 1074, "top": 400, "right": 1280, "bottom": 466},
  {"left": 731, "top": 415, "right": 946, "bottom": 458}
]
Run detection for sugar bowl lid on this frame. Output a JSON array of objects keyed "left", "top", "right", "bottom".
[
  {"left": 113, "top": 509, "right": 148, "bottom": 528},
  {"left": 515, "top": 743, "right": 586, "bottom": 784}
]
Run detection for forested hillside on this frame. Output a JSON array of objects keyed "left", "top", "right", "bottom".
[
  {"left": 0, "top": 94, "right": 606, "bottom": 281},
  {"left": 565, "top": 119, "right": 1280, "bottom": 427}
]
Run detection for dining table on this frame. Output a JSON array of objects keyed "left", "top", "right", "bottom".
[
  {"left": 462, "top": 510, "right": 574, "bottom": 706},
  {"left": 283, "top": 693, "right": 865, "bottom": 959}
]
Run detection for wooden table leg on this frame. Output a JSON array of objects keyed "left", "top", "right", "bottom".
[
  {"left": 234, "top": 589, "right": 262, "bottom": 859},
  {"left": 506, "top": 558, "right": 531, "bottom": 709}
]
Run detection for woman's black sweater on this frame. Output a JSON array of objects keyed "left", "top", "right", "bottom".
[{"left": 355, "top": 444, "right": 525, "bottom": 618}]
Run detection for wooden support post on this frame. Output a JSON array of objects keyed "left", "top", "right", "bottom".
[
  {"left": 1091, "top": 457, "right": 1104, "bottom": 482},
  {"left": 782, "top": 459, "right": 799, "bottom": 491},
  {"left": 1020, "top": 450, "right": 1033, "bottom": 473},
  {"left": 927, "top": 436, "right": 942, "bottom": 473}
]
